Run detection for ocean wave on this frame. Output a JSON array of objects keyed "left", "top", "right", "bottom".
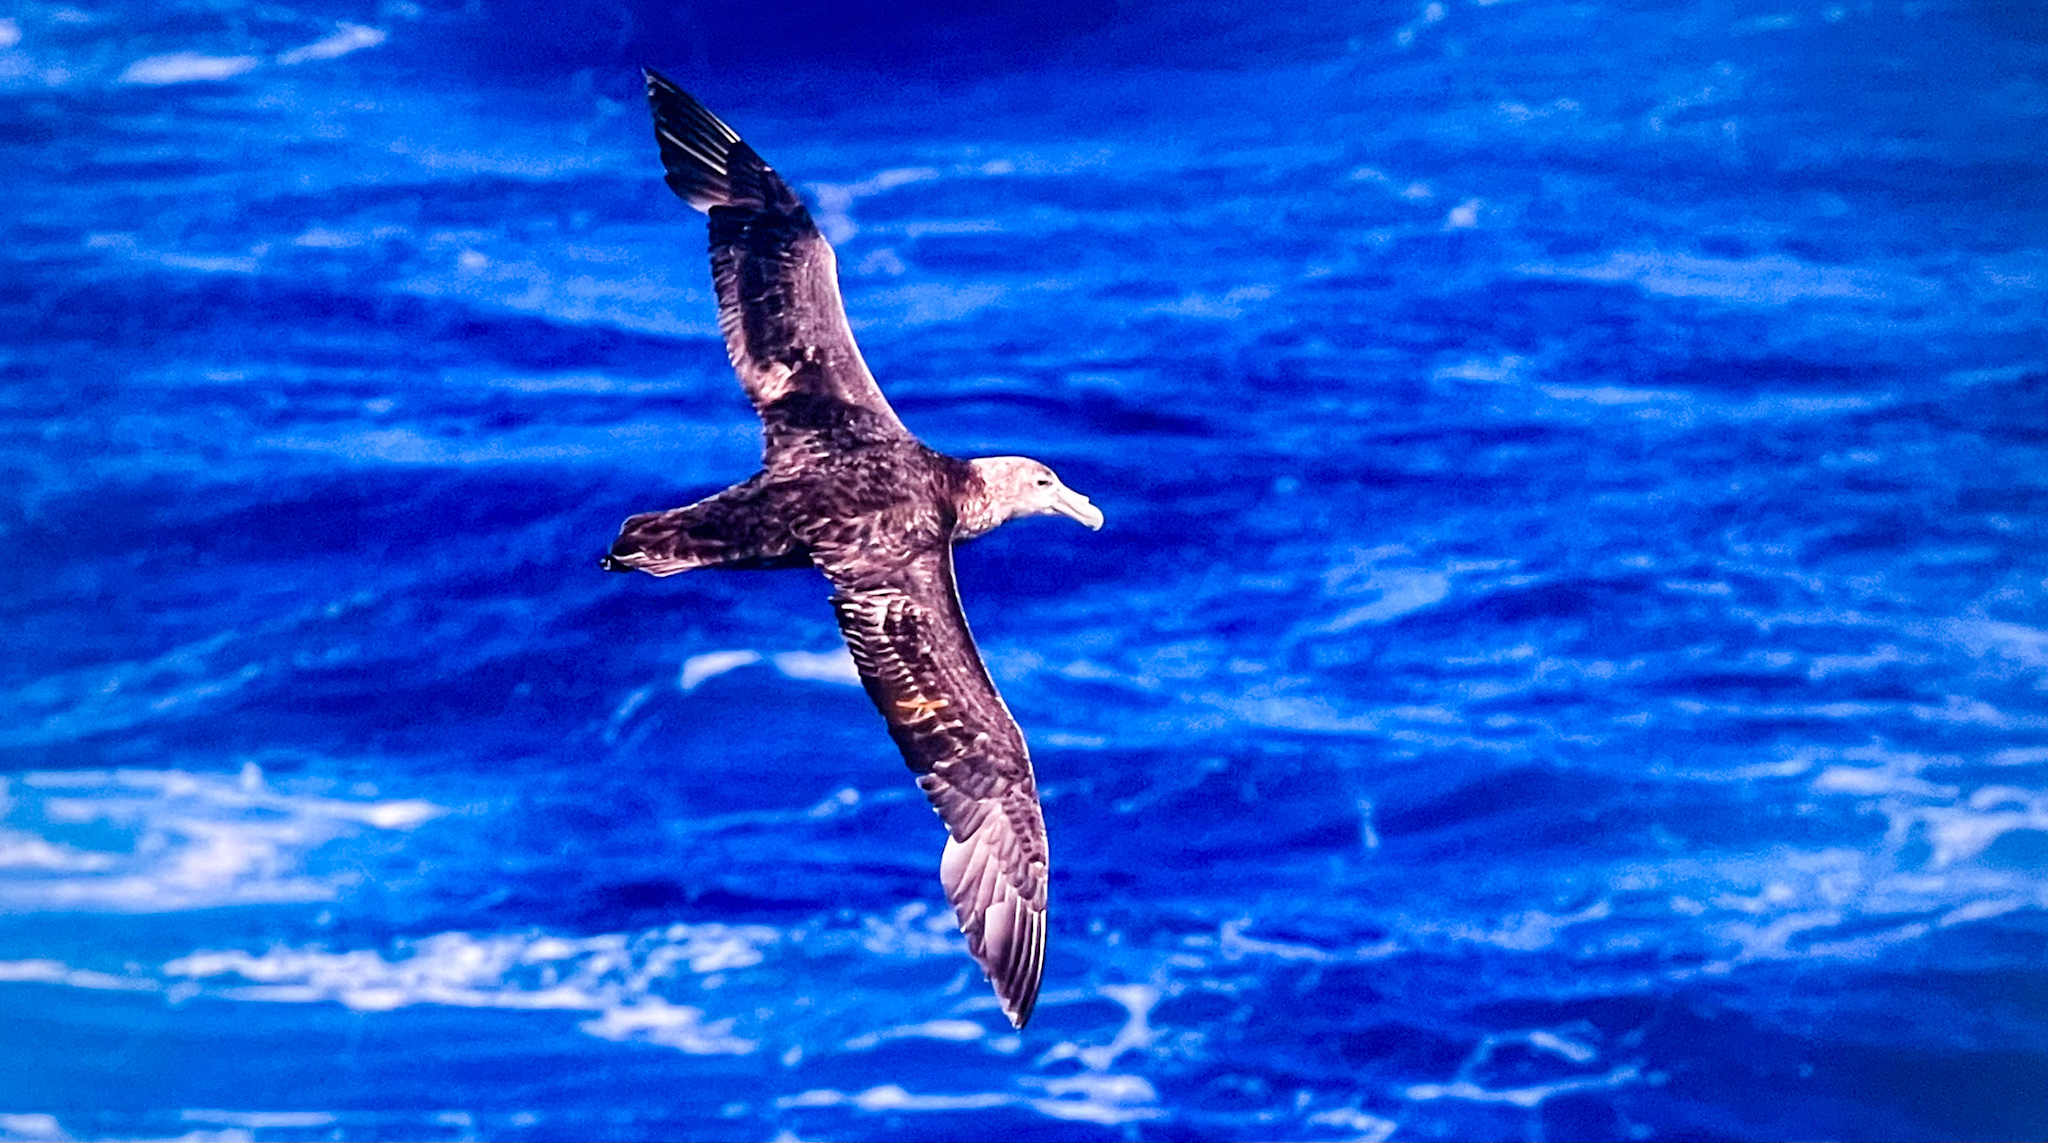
[
  {"left": 0, "top": 765, "right": 441, "bottom": 912},
  {"left": 1514, "top": 250, "right": 1942, "bottom": 305}
]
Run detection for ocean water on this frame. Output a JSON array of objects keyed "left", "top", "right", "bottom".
[{"left": 2, "top": 0, "right": 2044, "bottom": 1139}]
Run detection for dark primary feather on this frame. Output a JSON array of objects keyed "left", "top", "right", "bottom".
[
  {"left": 644, "top": 67, "right": 799, "bottom": 216},
  {"left": 814, "top": 538, "right": 1050, "bottom": 1029},
  {"left": 643, "top": 68, "right": 907, "bottom": 461}
]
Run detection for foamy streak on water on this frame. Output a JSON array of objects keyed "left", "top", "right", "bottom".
[
  {"left": 0, "top": 1113, "right": 66, "bottom": 1143},
  {"left": 1162, "top": 775, "right": 2048, "bottom": 981},
  {"left": 112, "top": 19, "right": 385, "bottom": 86},
  {"left": 0, "top": 915, "right": 1184, "bottom": 1129},
  {"left": 181, "top": 1110, "right": 335, "bottom": 1130},
  {"left": 135, "top": 925, "right": 768, "bottom": 1055},
  {"left": 776, "top": 982, "right": 1167, "bottom": 1127},
  {"left": 1403, "top": 1026, "right": 1645, "bottom": 1109},
  {"left": 276, "top": 24, "right": 385, "bottom": 65},
  {"left": 118, "top": 52, "right": 259, "bottom": 85},
  {"left": 1305, "top": 1106, "right": 1401, "bottom": 1143},
  {"left": 0, "top": 766, "right": 440, "bottom": 911},
  {"left": 675, "top": 647, "right": 861, "bottom": 691}
]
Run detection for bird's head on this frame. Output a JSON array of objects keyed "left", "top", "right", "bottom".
[{"left": 968, "top": 456, "right": 1105, "bottom": 534}]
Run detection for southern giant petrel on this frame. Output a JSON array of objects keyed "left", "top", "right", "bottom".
[{"left": 602, "top": 69, "right": 1103, "bottom": 1028}]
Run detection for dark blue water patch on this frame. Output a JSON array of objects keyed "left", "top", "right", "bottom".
[
  {"left": 11, "top": 990, "right": 746, "bottom": 1138},
  {"left": 575, "top": 879, "right": 823, "bottom": 927},
  {"left": 8, "top": 270, "right": 713, "bottom": 377},
  {"left": 423, "top": 0, "right": 1133, "bottom": 86},
  {"left": 1898, "top": 910, "right": 2048, "bottom": 979},
  {"left": 1622, "top": 980, "right": 2048, "bottom": 1142},
  {"left": 4, "top": 472, "right": 613, "bottom": 665},
  {"left": 887, "top": 388, "right": 1219, "bottom": 442},
  {"left": 233, "top": 171, "right": 669, "bottom": 237},
  {"left": 1322, "top": 1014, "right": 1473, "bottom": 1078}
]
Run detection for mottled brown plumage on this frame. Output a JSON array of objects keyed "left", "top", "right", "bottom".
[{"left": 602, "top": 69, "right": 1102, "bottom": 1029}]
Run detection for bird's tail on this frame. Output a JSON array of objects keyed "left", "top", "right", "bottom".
[
  {"left": 643, "top": 67, "right": 803, "bottom": 216},
  {"left": 602, "top": 482, "right": 808, "bottom": 577}
]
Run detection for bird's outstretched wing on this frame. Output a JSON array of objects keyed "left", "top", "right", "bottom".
[
  {"left": 643, "top": 68, "right": 910, "bottom": 460},
  {"left": 814, "top": 538, "right": 1049, "bottom": 1029}
]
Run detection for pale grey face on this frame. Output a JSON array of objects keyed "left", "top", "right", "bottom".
[{"left": 978, "top": 457, "right": 1105, "bottom": 530}]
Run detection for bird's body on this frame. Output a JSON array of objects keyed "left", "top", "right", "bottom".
[{"left": 603, "top": 69, "right": 1102, "bottom": 1029}]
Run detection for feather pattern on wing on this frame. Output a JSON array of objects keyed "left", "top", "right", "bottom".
[
  {"left": 643, "top": 68, "right": 908, "bottom": 460},
  {"left": 814, "top": 537, "right": 1050, "bottom": 1029}
]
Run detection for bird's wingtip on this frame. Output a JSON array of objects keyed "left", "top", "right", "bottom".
[{"left": 1004, "top": 994, "right": 1037, "bottom": 1030}]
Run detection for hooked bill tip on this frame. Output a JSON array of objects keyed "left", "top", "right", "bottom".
[{"left": 1053, "top": 488, "right": 1104, "bottom": 531}]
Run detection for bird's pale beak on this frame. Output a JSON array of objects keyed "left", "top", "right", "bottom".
[{"left": 1053, "top": 485, "right": 1105, "bottom": 530}]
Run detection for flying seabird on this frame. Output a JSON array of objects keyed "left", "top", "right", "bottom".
[{"left": 602, "top": 69, "right": 1103, "bottom": 1029}]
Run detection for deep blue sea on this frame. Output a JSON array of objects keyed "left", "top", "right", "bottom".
[{"left": 3, "top": 1, "right": 2045, "bottom": 1139}]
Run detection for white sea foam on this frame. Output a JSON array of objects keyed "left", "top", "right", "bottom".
[
  {"left": 0, "top": 767, "right": 442, "bottom": 912},
  {"left": 151, "top": 924, "right": 777, "bottom": 1054},
  {"left": 680, "top": 650, "right": 762, "bottom": 690},
  {"left": 1442, "top": 900, "right": 1614, "bottom": 952},
  {"left": 858, "top": 902, "right": 967, "bottom": 959},
  {"left": 862, "top": 281, "right": 1009, "bottom": 326},
  {"left": 181, "top": 1110, "right": 336, "bottom": 1130},
  {"left": 1025, "top": 1073, "right": 1165, "bottom": 1124},
  {"left": 778, "top": 1070, "right": 1163, "bottom": 1126},
  {"left": 676, "top": 647, "right": 862, "bottom": 690},
  {"left": 1305, "top": 1106, "right": 1400, "bottom": 1142},
  {"left": 1813, "top": 766, "right": 1956, "bottom": 798},
  {"left": 1041, "top": 983, "right": 1161, "bottom": 1073},
  {"left": 0, "top": 959, "right": 156, "bottom": 992},
  {"left": 1542, "top": 384, "right": 1688, "bottom": 405},
  {"left": 0, "top": 824, "right": 115, "bottom": 873},
  {"left": 1404, "top": 1065, "right": 1641, "bottom": 1108},
  {"left": 1317, "top": 547, "right": 1494, "bottom": 631},
  {"left": 1516, "top": 249, "right": 1939, "bottom": 305},
  {"left": 1216, "top": 692, "right": 1379, "bottom": 735},
  {"left": 776, "top": 982, "right": 1172, "bottom": 1126},
  {"left": 292, "top": 224, "right": 408, "bottom": 249},
  {"left": 778, "top": 1085, "right": 1018, "bottom": 1113},
  {"left": 0, "top": 1113, "right": 66, "bottom": 1142},
  {"left": 1321, "top": 568, "right": 1451, "bottom": 630},
  {"left": 578, "top": 996, "right": 756, "bottom": 1055},
  {"left": 119, "top": 52, "right": 259, "bottom": 85},
  {"left": 1433, "top": 354, "right": 1526, "bottom": 383},
  {"left": 1149, "top": 284, "right": 1274, "bottom": 320},
  {"left": 773, "top": 649, "right": 861, "bottom": 686},
  {"left": 1668, "top": 823, "right": 2048, "bottom": 973},
  {"left": 1919, "top": 786, "right": 2048, "bottom": 867},
  {"left": 844, "top": 1018, "right": 987, "bottom": 1050},
  {"left": 808, "top": 167, "right": 943, "bottom": 244},
  {"left": 395, "top": 246, "right": 719, "bottom": 339},
  {"left": 1944, "top": 619, "right": 2048, "bottom": 681},
  {"left": 1218, "top": 917, "right": 1331, "bottom": 963},
  {"left": 1404, "top": 1026, "right": 1641, "bottom": 1108},
  {"left": 277, "top": 24, "right": 385, "bottom": 65}
]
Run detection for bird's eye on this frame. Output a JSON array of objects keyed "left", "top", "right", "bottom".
[{"left": 1035, "top": 478, "right": 1051, "bottom": 487}]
